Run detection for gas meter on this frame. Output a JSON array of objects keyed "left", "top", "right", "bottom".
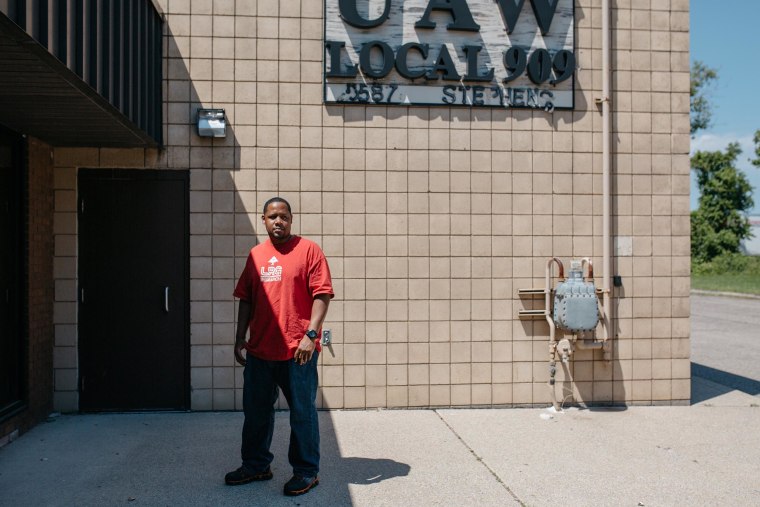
[{"left": 553, "top": 260, "right": 599, "bottom": 332}]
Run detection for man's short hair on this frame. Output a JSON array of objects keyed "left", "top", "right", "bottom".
[{"left": 262, "top": 196, "right": 292, "bottom": 215}]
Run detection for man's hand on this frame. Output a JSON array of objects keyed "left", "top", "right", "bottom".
[
  {"left": 234, "top": 337, "right": 247, "bottom": 366},
  {"left": 294, "top": 335, "right": 316, "bottom": 365},
  {"left": 234, "top": 301, "right": 252, "bottom": 367}
]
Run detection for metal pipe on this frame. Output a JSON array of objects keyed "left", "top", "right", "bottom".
[
  {"left": 601, "top": 0, "right": 613, "bottom": 361},
  {"left": 546, "top": 257, "right": 564, "bottom": 411},
  {"left": 575, "top": 340, "right": 604, "bottom": 350},
  {"left": 580, "top": 257, "right": 594, "bottom": 280}
]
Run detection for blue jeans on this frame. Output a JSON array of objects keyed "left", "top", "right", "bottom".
[{"left": 241, "top": 351, "right": 320, "bottom": 478}]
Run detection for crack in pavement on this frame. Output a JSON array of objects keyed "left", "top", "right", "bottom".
[{"left": 434, "top": 410, "right": 526, "bottom": 507}]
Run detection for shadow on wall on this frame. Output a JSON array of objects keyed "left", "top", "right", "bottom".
[
  {"left": 165, "top": 25, "right": 258, "bottom": 413},
  {"left": 163, "top": 0, "right": 602, "bottom": 411},
  {"left": 610, "top": 281, "right": 627, "bottom": 403},
  {"left": 167, "top": 27, "right": 335, "bottom": 413}
]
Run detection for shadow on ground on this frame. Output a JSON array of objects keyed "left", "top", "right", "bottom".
[
  {"left": 0, "top": 411, "right": 409, "bottom": 506},
  {"left": 320, "top": 412, "right": 411, "bottom": 489},
  {"left": 691, "top": 362, "right": 760, "bottom": 405}
]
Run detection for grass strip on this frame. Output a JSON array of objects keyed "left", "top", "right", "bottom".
[
  {"left": 691, "top": 254, "right": 760, "bottom": 295},
  {"left": 691, "top": 274, "right": 760, "bottom": 295}
]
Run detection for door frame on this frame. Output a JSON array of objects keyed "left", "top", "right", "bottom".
[
  {"left": 0, "top": 126, "right": 27, "bottom": 421},
  {"left": 77, "top": 168, "right": 190, "bottom": 411}
]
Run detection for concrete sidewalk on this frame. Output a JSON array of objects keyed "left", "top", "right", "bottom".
[{"left": 1, "top": 386, "right": 758, "bottom": 507}]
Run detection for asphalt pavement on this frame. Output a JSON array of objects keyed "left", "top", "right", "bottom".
[
  {"left": 0, "top": 293, "right": 758, "bottom": 506},
  {"left": 691, "top": 294, "right": 760, "bottom": 402},
  {"left": 0, "top": 403, "right": 758, "bottom": 507}
]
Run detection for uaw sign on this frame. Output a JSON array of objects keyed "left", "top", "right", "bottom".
[{"left": 324, "top": 0, "right": 575, "bottom": 110}]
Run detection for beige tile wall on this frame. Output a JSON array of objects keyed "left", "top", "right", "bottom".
[{"left": 51, "top": 0, "right": 691, "bottom": 412}]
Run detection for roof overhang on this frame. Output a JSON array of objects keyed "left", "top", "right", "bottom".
[{"left": 0, "top": 13, "right": 159, "bottom": 148}]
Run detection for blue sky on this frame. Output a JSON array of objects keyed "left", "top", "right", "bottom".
[{"left": 690, "top": 1, "right": 760, "bottom": 214}]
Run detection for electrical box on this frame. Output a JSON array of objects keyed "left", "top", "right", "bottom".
[{"left": 553, "top": 260, "right": 599, "bottom": 332}]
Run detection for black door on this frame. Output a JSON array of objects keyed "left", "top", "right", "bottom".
[
  {"left": 0, "top": 129, "right": 23, "bottom": 416},
  {"left": 78, "top": 170, "right": 189, "bottom": 411}
]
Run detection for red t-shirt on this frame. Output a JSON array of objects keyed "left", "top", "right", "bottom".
[{"left": 233, "top": 236, "right": 334, "bottom": 361}]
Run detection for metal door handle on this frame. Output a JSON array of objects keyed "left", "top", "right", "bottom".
[{"left": 164, "top": 287, "right": 169, "bottom": 313}]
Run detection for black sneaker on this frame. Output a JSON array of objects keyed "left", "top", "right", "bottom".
[
  {"left": 283, "top": 475, "right": 319, "bottom": 496},
  {"left": 224, "top": 466, "right": 273, "bottom": 485}
]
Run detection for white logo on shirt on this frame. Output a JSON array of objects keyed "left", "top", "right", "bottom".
[{"left": 260, "top": 256, "right": 282, "bottom": 282}]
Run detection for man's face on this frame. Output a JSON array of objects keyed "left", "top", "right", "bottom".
[{"left": 262, "top": 202, "right": 292, "bottom": 244}]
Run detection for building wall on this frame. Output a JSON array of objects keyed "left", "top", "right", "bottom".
[
  {"left": 1, "top": 137, "right": 54, "bottom": 443},
  {"left": 52, "top": 0, "right": 692, "bottom": 412}
]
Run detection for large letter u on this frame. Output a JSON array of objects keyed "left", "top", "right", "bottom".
[{"left": 339, "top": 0, "right": 392, "bottom": 28}]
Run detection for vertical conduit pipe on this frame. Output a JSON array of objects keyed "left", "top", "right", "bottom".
[
  {"left": 601, "top": 0, "right": 613, "bottom": 360},
  {"left": 546, "top": 258, "right": 564, "bottom": 411}
]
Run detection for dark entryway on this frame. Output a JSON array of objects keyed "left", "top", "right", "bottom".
[
  {"left": 78, "top": 169, "right": 189, "bottom": 411},
  {"left": 0, "top": 127, "right": 24, "bottom": 417}
]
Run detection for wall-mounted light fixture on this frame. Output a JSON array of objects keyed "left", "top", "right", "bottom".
[{"left": 196, "top": 108, "right": 226, "bottom": 137}]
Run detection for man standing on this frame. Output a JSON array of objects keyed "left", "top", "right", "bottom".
[{"left": 225, "top": 197, "right": 333, "bottom": 497}]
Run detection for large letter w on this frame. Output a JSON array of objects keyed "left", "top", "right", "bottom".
[{"left": 494, "top": 0, "right": 561, "bottom": 35}]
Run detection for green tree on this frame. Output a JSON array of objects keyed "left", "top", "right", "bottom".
[
  {"left": 691, "top": 143, "right": 754, "bottom": 263},
  {"left": 690, "top": 61, "right": 717, "bottom": 136}
]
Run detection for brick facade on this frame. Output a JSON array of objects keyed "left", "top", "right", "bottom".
[
  {"left": 51, "top": 0, "right": 692, "bottom": 412},
  {"left": 1, "top": 137, "right": 55, "bottom": 444}
]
